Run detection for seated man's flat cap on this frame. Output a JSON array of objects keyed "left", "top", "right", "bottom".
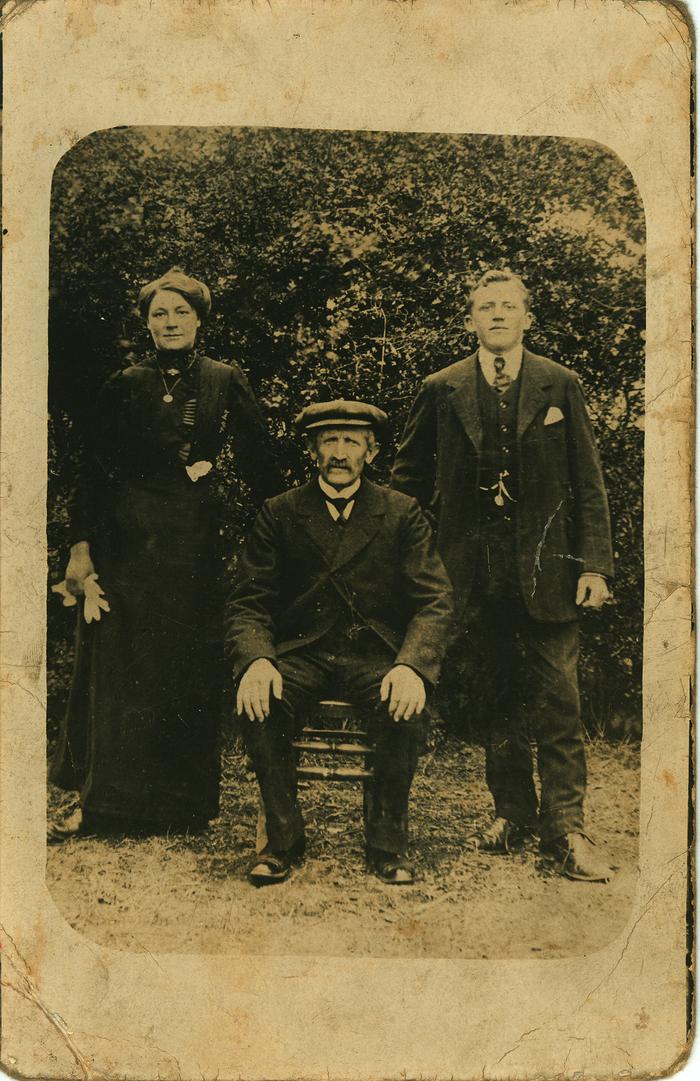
[{"left": 295, "top": 399, "right": 388, "bottom": 436}]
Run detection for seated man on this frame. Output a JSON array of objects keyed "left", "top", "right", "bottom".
[{"left": 226, "top": 400, "right": 453, "bottom": 886}]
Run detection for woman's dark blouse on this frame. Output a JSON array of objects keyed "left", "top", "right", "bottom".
[{"left": 68, "top": 352, "right": 283, "bottom": 544}]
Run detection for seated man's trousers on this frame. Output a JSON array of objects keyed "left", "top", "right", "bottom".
[{"left": 241, "top": 628, "right": 421, "bottom": 855}]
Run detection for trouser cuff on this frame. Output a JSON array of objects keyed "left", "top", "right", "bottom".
[
  {"left": 365, "top": 819, "right": 409, "bottom": 855},
  {"left": 538, "top": 812, "right": 584, "bottom": 842},
  {"left": 494, "top": 800, "right": 539, "bottom": 829},
  {"left": 264, "top": 815, "right": 305, "bottom": 854}
]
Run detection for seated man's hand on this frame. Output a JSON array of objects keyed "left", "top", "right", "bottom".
[
  {"left": 576, "top": 573, "right": 610, "bottom": 609},
  {"left": 236, "top": 658, "right": 283, "bottom": 722},
  {"left": 380, "top": 664, "right": 426, "bottom": 722}
]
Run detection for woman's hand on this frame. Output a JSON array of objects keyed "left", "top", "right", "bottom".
[{"left": 65, "top": 541, "right": 96, "bottom": 596}]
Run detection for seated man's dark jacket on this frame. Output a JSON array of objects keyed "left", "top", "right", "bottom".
[{"left": 226, "top": 479, "right": 454, "bottom": 688}]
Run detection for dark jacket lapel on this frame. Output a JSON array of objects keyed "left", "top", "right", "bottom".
[
  {"left": 330, "top": 479, "right": 386, "bottom": 571},
  {"left": 517, "top": 349, "right": 553, "bottom": 441},
  {"left": 294, "top": 480, "right": 342, "bottom": 565},
  {"left": 446, "top": 353, "right": 482, "bottom": 451}
]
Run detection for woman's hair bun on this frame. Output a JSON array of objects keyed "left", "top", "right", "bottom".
[{"left": 137, "top": 268, "right": 212, "bottom": 319}]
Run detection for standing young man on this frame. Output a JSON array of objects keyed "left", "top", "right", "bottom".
[
  {"left": 227, "top": 400, "right": 453, "bottom": 885},
  {"left": 391, "top": 269, "right": 614, "bottom": 882}
]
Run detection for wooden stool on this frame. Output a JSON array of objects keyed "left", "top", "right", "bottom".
[
  {"left": 254, "top": 699, "right": 374, "bottom": 853},
  {"left": 293, "top": 699, "right": 374, "bottom": 782}
]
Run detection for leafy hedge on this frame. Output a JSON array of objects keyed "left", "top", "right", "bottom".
[{"left": 48, "top": 128, "right": 644, "bottom": 741}]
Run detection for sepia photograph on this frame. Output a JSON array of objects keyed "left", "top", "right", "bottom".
[
  {"left": 0, "top": 2, "right": 691, "bottom": 1079},
  {"left": 45, "top": 126, "right": 644, "bottom": 959}
]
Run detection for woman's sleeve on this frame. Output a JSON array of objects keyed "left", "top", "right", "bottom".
[
  {"left": 66, "top": 371, "right": 124, "bottom": 546},
  {"left": 226, "top": 365, "right": 285, "bottom": 505}
]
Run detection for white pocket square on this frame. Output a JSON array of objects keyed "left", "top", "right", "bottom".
[{"left": 544, "top": 406, "right": 564, "bottom": 426}]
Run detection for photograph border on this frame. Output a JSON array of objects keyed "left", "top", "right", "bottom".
[{"left": 1, "top": 2, "right": 692, "bottom": 1078}]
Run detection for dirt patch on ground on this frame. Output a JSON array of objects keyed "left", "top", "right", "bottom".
[{"left": 46, "top": 736, "right": 640, "bottom": 959}]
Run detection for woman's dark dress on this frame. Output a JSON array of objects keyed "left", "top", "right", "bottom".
[{"left": 50, "top": 353, "right": 282, "bottom": 829}]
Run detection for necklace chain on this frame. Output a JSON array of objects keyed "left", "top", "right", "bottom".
[{"left": 153, "top": 353, "right": 197, "bottom": 403}]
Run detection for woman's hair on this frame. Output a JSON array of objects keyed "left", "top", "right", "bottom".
[{"left": 137, "top": 266, "right": 212, "bottom": 320}]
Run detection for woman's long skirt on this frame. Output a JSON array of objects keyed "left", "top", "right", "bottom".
[{"left": 50, "top": 473, "right": 223, "bottom": 829}]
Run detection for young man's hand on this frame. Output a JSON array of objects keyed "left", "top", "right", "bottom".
[
  {"left": 380, "top": 664, "right": 426, "bottom": 721},
  {"left": 575, "top": 573, "right": 610, "bottom": 609},
  {"left": 236, "top": 658, "right": 283, "bottom": 722}
]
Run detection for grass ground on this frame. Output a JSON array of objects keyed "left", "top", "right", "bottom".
[{"left": 46, "top": 735, "right": 640, "bottom": 959}]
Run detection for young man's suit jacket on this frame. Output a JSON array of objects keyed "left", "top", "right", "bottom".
[
  {"left": 390, "top": 349, "right": 614, "bottom": 623},
  {"left": 226, "top": 478, "right": 454, "bottom": 686}
]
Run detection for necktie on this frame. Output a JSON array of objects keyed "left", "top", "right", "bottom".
[
  {"left": 493, "top": 355, "right": 512, "bottom": 394},
  {"left": 325, "top": 496, "right": 351, "bottom": 524}
]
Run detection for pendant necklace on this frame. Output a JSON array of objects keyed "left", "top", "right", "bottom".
[{"left": 154, "top": 353, "right": 196, "bottom": 404}]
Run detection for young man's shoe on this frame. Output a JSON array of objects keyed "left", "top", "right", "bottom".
[
  {"left": 471, "top": 817, "right": 533, "bottom": 854},
  {"left": 540, "top": 832, "right": 614, "bottom": 882}
]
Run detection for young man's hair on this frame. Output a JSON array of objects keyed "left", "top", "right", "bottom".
[{"left": 466, "top": 268, "right": 532, "bottom": 314}]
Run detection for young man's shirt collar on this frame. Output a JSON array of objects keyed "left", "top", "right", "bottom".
[
  {"left": 318, "top": 475, "right": 361, "bottom": 520},
  {"left": 478, "top": 344, "right": 524, "bottom": 385}
]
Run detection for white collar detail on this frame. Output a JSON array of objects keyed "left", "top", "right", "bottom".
[
  {"left": 478, "top": 345, "right": 524, "bottom": 385},
  {"left": 318, "top": 476, "right": 361, "bottom": 520}
]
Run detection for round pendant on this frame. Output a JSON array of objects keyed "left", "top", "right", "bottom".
[
  {"left": 162, "top": 393, "right": 174, "bottom": 404},
  {"left": 494, "top": 494, "right": 504, "bottom": 506}
]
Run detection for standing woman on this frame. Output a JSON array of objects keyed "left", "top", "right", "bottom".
[{"left": 49, "top": 268, "right": 283, "bottom": 839}]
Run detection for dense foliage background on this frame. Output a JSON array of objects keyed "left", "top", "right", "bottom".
[{"left": 48, "top": 127, "right": 644, "bottom": 741}]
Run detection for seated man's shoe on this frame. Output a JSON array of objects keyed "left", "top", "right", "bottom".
[
  {"left": 247, "top": 837, "right": 305, "bottom": 887},
  {"left": 471, "top": 817, "right": 532, "bottom": 854},
  {"left": 540, "top": 832, "right": 614, "bottom": 883},
  {"left": 367, "top": 847, "right": 415, "bottom": 885}
]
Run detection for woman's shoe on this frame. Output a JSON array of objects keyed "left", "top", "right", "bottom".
[{"left": 47, "top": 807, "right": 84, "bottom": 844}]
